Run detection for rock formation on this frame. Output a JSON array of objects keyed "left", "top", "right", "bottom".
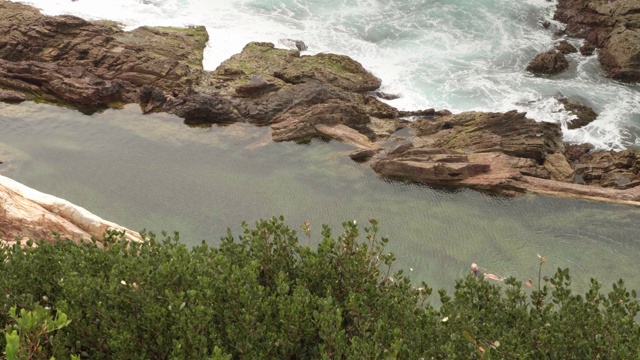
[
  {"left": 555, "top": 40, "right": 579, "bottom": 55},
  {"left": 557, "top": 97, "right": 599, "bottom": 129},
  {"left": 0, "top": 0, "right": 639, "bottom": 232},
  {"left": 0, "top": 1, "right": 208, "bottom": 108},
  {"left": 554, "top": 0, "right": 640, "bottom": 83},
  {"left": 0, "top": 175, "right": 142, "bottom": 245},
  {"left": 526, "top": 50, "right": 570, "bottom": 76}
]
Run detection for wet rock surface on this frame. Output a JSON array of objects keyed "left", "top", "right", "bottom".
[
  {"left": 557, "top": 97, "right": 599, "bottom": 129},
  {"left": 1, "top": 1, "right": 639, "bottom": 220},
  {"left": 526, "top": 50, "right": 570, "bottom": 76},
  {"left": 554, "top": 0, "right": 640, "bottom": 82}
]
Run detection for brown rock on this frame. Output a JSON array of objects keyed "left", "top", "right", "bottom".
[
  {"left": 572, "top": 149, "right": 639, "bottom": 188},
  {"left": 0, "top": 89, "right": 26, "bottom": 103},
  {"left": 234, "top": 78, "right": 280, "bottom": 97},
  {"left": 555, "top": 40, "right": 578, "bottom": 54},
  {"left": 350, "top": 148, "right": 379, "bottom": 162},
  {"left": 215, "top": 42, "right": 381, "bottom": 93},
  {"left": 139, "top": 85, "right": 166, "bottom": 113},
  {"left": 544, "top": 152, "right": 575, "bottom": 182},
  {"left": 554, "top": 0, "right": 640, "bottom": 82},
  {"left": 0, "top": 1, "right": 208, "bottom": 107},
  {"left": 372, "top": 91, "right": 400, "bottom": 100},
  {"left": 271, "top": 99, "right": 371, "bottom": 143},
  {"left": 170, "top": 92, "right": 241, "bottom": 125},
  {"left": 580, "top": 43, "right": 596, "bottom": 56},
  {"left": 1, "top": 1, "right": 639, "bottom": 209},
  {"left": 564, "top": 143, "right": 593, "bottom": 162},
  {"left": 398, "top": 108, "right": 452, "bottom": 118},
  {"left": 599, "top": 27, "right": 640, "bottom": 82},
  {"left": 557, "top": 97, "right": 598, "bottom": 129},
  {"left": 526, "top": 50, "right": 570, "bottom": 76},
  {"left": 411, "top": 110, "right": 564, "bottom": 161},
  {"left": 372, "top": 146, "right": 491, "bottom": 183},
  {"left": 600, "top": 171, "right": 639, "bottom": 189}
]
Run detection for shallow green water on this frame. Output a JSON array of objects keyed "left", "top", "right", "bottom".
[{"left": 1, "top": 102, "right": 639, "bottom": 293}]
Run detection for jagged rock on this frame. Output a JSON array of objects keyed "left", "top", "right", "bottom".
[
  {"left": 526, "top": 50, "right": 570, "bottom": 76},
  {"left": 554, "top": 0, "right": 640, "bottom": 82},
  {"left": 170, "top": 92, "right": 241, "bottom": 125},
  {"left": 0, "top": 60, "right": 133, "bottom": 106},
  {"left": 231, "top": 80, "right": 336, "bottom": 124},
  {"left": 372, "top": 147, "right": 491, "bottom": 183},
  {"left": 368, "top": 117, "right": 406, "bottom": 139},
  {"left": 139, "top": 85, "right": 166, "bottom": 113},
  {"left": 398, "top": 108, "right": 452, "bottom": 118},
  {"left": 544, "top": 152, "right": 575, "bottom": 182},
  {"left": 371, "top": 111, "right": 568, "bottom": 192},
  {"left": 600, "top": 171, "right": 638, "bottom": 188},
  {"left": 555, "top": 40, "right": 578, "bottom": 54},
  {"left": 361, "top": 96, "right": 400, "bottom": 119},
  {"left": 271, "top": 99, "right": 373, "bottom": 143},
  {"left": 2, "top": 2, "right": 639, "bottom": 210},
  {"left": 410, "top": 110, "right": 564, "bottom": 161},
  {"left": 213, "top": 42, "right": 380, "bottom": 93},
  {"left": 557, "top": 97, "right": 598, "bottom": 129},
  {"left": 599, "top": 26, "right": 640, "bottom": 82},
  {"left": 234, "top": 75, "right": 280, "bottom": 97},
  {"left": 0, "top": 1, "right": 208, "bottom": 106},
  {"left": 572, "top": 149, "right": 640, "bottom": 188},
  {"left": 565, "top": 143, "right": 594, "bottom": 162},
  {"left": 372, "top": 91, "right": 400, "bottom": 100},
  {"left": 580, "top": 43, "right": 596, "bottom": 56}
]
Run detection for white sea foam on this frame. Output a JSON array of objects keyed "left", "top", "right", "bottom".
[{"left": 11, "top": 0, "right": 640, "bottom": 149}]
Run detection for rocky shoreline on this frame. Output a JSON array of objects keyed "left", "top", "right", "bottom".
[{"left": 1, "top": 1, "right": 639, "bottom": 241}]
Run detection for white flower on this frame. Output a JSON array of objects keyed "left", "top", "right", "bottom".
[
  {"left": 441, "top": 317, "right": 449, "bottom": 323},
  {"left": 120, "top": 280, "right": 127, "bottom": 285}
]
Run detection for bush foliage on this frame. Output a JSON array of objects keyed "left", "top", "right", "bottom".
[{"left": 1, "top": 217, "right": 639, "bottom": 359}]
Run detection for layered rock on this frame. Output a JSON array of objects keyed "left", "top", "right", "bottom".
[
  {"left": 0, "top": 2, "right": 638, "bottom": 213},
  {"left": 0, "top": 175, "right": 142, "bottom": 245},
  {"left": 371, "top": 112, "right": 639, "bottom": 202},
  {"left": 554, "top": 0, "right": 640, "bottom": 82},
  {"left": 0, "top": 1, "right": 208, "bottom": 107}
]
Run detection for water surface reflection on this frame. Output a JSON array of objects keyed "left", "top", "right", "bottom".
[{"left": 1, "top": 102, "right": 639, "bottom": 293}]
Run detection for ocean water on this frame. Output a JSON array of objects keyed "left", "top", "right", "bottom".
[
  {"left": 12, "top": 0, "right": 640, "bottom": 150},
  {"left": 2, "top": 101, "right": 640, "bottom": 294},
  {"left": 4, "top": 1, "right": 640, "bottom": 293}
]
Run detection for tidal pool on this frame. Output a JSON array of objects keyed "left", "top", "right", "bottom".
[{"left": 1, "top": 102, "right": 639, "bottom": 293}]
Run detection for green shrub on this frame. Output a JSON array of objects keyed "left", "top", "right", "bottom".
[
  {"left": 2, "top": 305, "right": 72, "bottom": 360},
  {"left": 0, "top": 217, "right": 638, "bottom": 359}
]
